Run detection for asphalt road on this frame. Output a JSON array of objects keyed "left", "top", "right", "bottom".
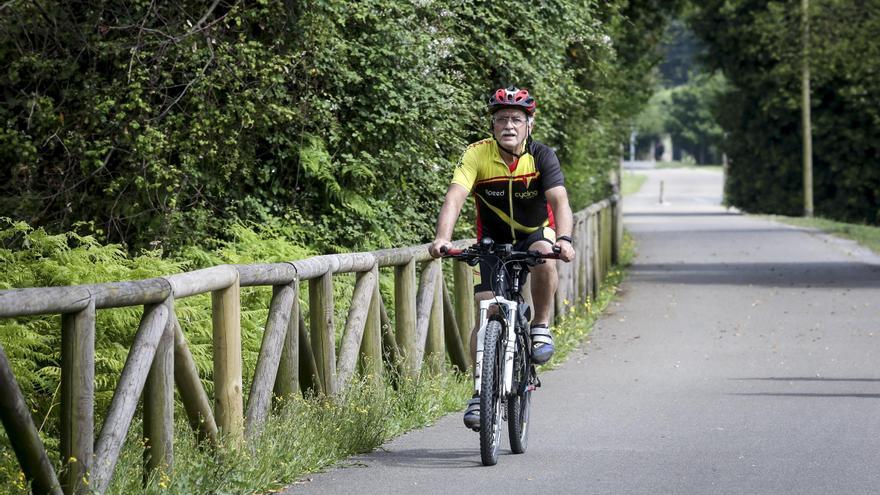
[{"left": 286, "top": 168, "right": 880, "bottom": 494}]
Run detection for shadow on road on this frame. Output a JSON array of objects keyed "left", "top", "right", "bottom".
[
  {"left": 624, "top": 211, "right": 741, "bottom": 217},
  {"left": 728, "top": 377, "right": 880, "bottom": 400},
  {"left": 629, "top": 261, "right": 880, "bottom": 288},
  {"left": 631, "top": 228, "right": 808, "bottom": 236},
  {"left": 343, "top": 448, "right": 483, "bottom": 470},
  {"left": 731, "top": 393, "right": 880, "bottom": 399},
  {"left": 733, "top": 377, "right": 880, "bottom": 383}
]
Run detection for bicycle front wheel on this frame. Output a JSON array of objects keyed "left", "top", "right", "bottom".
[
  {"left": 507, "top": 333, "right": 531, "bottom": 454},
  {"left": 479, "top": 319, "right": 504, "bottom": 466}
]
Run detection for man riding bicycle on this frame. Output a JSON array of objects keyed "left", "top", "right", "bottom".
[{"left": 428, "top": 86, "right": 575, "bottom": 429}]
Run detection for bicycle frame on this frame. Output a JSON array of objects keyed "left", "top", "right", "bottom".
[{"left": 442, "top": 240, "right": 557, "bottom": 401}]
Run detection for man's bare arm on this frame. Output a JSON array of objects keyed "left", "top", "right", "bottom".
[
  {"left": 429, "top": 183, "right": 470, "bottom": 257},
  {"left": 545, "top": 185, "right": 575, "bottom": 262}
]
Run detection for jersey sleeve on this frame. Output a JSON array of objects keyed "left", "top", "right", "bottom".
[
  {"left": 451, "top": 147, "right": 478, "bottom": 191},
  {"left": 535, "top": 144, "right": 565, "bottom": 190}
]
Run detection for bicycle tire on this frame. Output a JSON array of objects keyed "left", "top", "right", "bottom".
[
  {"left": 480, "top": 319, "right": 504, "bottom": 466},
  {"left": 507, "top": 333, "right": 531, "bottom": 454}
]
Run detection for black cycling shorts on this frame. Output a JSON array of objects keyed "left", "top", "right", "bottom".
[{"left": 473, "top": 227, "right": 556, "bottom": 294}]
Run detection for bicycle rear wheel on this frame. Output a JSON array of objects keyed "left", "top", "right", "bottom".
[
  {"left": 507, "top": 334, "right": 531, "bottom": 454},
  {"left": 480, "top": 319, "right": 504, "bottom": 466}
]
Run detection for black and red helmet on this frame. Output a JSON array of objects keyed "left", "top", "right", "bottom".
[{"left": 487, "top": 86, "right": 536, "bottom": 116}]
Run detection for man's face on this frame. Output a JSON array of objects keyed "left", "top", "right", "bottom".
[{"left": 492, "top": 108, "right": 530, "bottom": 151}]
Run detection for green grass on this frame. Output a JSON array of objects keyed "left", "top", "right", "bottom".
[
  {"left": 0, "top": 370, "right": 473, "bottom": 495},
  {"left": 106, "top": 372, "right": 471, "bottom": 494},
  {"left": 621, "top": 171, "right": 647, "bottom": 196},
  {"left": 761, "top": 215, "right": 880, "bottom": 254}
]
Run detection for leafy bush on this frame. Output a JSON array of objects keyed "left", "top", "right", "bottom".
[
  {"left": 1, "top": 0, "right": 676, "bottom": 252},
  {"left": 689, "top": 0, "right": 880, "bottom": 223}
]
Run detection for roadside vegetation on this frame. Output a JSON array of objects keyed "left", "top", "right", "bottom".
[
  {"left": 621, "top": 172, "right": 648, "bottom": 197},
  {"left": 0, "top": 1, "right": 678, "bottom": 254},
  {"left": 634, "top": 3, "right": 878, "bottom": 226},
  {"left": 0, "top": 224, "right": 633, "bottom": 494},
  {"left": 762, "top": 216, "right": 880, "bottom": 255}
]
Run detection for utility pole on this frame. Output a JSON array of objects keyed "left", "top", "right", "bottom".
[{"left": 801, "top": 0, "right": 814, "bottom": 217}]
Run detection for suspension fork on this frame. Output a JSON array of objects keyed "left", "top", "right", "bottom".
[{"left": 473, "top": 297, "right": 518, "bottom": 396}]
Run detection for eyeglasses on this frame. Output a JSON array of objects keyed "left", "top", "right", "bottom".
[{"left": 492, "top": 116, "right": 528, "bottom": 128}]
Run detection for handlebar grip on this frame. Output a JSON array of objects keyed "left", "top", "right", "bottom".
[{"left": 443, "top": 247, "right": 463, "bottom": 256}]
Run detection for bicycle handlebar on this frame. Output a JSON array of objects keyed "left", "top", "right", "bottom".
[{"left": 440, "top": 243, "right": 561, "bottom": 263}]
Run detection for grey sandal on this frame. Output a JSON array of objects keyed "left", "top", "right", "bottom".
[{"left": 530, "top": 323, "right": 555, "bottom": 364}]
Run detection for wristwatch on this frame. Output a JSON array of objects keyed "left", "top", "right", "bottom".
[{"left": 557, "top": 235, "right": 573, "bottom": 244}]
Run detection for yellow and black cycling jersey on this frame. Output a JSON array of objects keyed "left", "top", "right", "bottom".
[{"left": 452, "top": 138, "right": 565, "bottom": 244}]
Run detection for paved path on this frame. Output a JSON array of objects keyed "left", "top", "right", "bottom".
[{"left": 286, "top": 168, "right": 880, "bottom": 494}]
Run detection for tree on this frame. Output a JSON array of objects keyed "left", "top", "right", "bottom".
[{"left": 688, "top": 0, "right": 880, "bottom": 223}]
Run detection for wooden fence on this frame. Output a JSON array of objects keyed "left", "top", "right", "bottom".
[{"left": 0, "top": 195, "right": 621, "bottom": 495}]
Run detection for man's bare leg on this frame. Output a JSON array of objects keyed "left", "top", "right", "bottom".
[
  {"left": 526, "top": 240, "right": 557, "bottom": 364},
  {"left": 527, "top": 240, "right": 557, "bottom": 325}
]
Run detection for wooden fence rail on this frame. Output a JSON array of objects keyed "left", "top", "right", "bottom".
[{"left": 0, "top": 195, "right": 621, "bottom": 495}]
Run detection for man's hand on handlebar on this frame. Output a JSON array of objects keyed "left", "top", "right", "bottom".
[
  {"left": 429, "top": 239, "right": 453, "bottom": 258},
  {"left": 554, "top": 239, "right": 575, "bottom": 262}
]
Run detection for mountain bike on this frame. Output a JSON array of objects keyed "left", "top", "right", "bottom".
[{"left": 442, "top": 238, "right": 560, "bottom": 466}]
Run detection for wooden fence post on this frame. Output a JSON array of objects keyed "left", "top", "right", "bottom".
[
  {"left": 606, "top": 207, "right": 614, "bottom": 273},
  {"left": 93, "top": 301, "right": 170, "bottom": 494},
  {"left": 171, "top": 312, "right": 218, "bottom": 446},
  {"left": 599, "top": 208, "right": 607, "bottom": 276},
  {"left": 570, "top": 217, "right": 581, "bottom": 304},
  {"left": 60, "top": 297, "right": 95, "bottom": 494},
  {"left": 424, "top": 265, "right": 445, "bottom": 373},
  {"left": 612, "top": 195, "right": 623, "bottom": 265},
  {"left": 246, "top": 282, "right": 296, "bottom": 436},
  {"left": 452, "top": 262, "right": 474, "bottom": 362},
  {"left": 592, "top": 211, "right": 602, "bottom": 295},
  {"left": 309, "top": 272, "right": 336, "bottom": 395},
  {"left": 394, "top": 259, "right": 417, "bottom": 379},
  {"left": 0, "top": 341, "right": 62, "bottom": 495},
  {"left": 212, "top": 276, "right": 243, "bottom": 442},
  {"left": 414, "top": 260, "right": 440, "bottom": 375},
  {"left": 336, "top": 269, "right": 376, "bottom": 388},
  {"left": 274, "top": 279, "right": 301, "bottom": 399},
  {"left": 377, "top": 294, "right": 402, "bottom": 378},
  {"left": 441, "top": 278, "right": 469, "bottom": 372},
  {"left": 297, "top": 310, "right": 323, "bottom": 395},
  {"left": 359, "top": 265, "right": 383, "bottom": 385},
  {"left": 144, "top": 296, "right": 174, "bottom": 481},
  {"left": 578, "top": 216, "right": 590, "bottom": 303}
]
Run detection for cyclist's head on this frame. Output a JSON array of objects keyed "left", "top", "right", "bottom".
[
  {"left": 487, "top": 86, "right": 536, "bottom": 116},
  {"left": 488, "top": 86, "right": 535, "bottom": 158}
]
